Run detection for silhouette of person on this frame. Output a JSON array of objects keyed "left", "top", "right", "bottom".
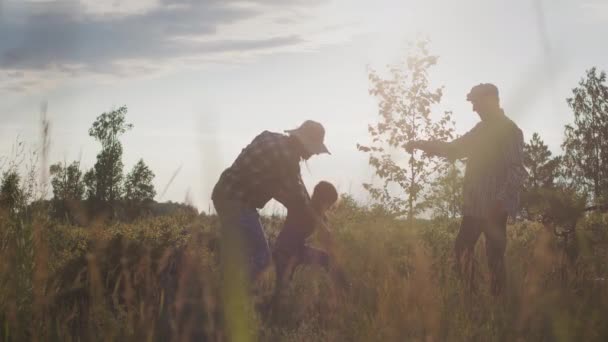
[
  {"left": 212, "top": 120, "right": 331, "bottom": 290},
  {"left": 271, "top": 181, "right": 347, "bottom": 313},
  {"left": 406, "top": 83, "right": 526, "bottom": 296}
]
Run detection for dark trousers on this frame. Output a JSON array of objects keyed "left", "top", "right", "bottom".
[
  {"left": 274, "top": 246, "right": 330, "bottom": 285},
  {"left": 454, "top": 213, "right": 508, "bottom": 296},
  {"left": 264, "top": 245, "right": 332, "bottom": 318},
  {"left": 272, "top": 246, "right": 329, "bottom": 298}
]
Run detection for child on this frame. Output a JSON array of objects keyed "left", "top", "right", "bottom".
[{"left": 270, "top": 181, "right": 346, "bottom": 309}]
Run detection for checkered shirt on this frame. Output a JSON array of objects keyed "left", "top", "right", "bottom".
[
  {"left": 212, "top": 131, "right": 311, "bottom": 210},
  {"left": 437, "top": 111, "right": 526, "bottom": 218}
]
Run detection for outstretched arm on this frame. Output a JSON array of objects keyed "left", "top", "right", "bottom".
[
  {"left": 406, "top": 122, "right": 484, "bottom": 161},
  {"left": 406, "top": 140, "right": 452, "bottom": 158}
]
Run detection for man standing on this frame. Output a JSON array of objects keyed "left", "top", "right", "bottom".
[{"left": 406, "top": 83, "right": 525, "bottom": 296}]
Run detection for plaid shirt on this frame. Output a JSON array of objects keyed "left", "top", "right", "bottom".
[
  {"left": 212, "top": 131, "right": 311, "bottom": 210},
  {"left": 434, "top": 111, "right": 526, "bottom": 218}
]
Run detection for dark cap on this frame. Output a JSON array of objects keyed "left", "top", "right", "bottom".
[{"left": 466, "top": 83, "right": 499, "bottom": 101}]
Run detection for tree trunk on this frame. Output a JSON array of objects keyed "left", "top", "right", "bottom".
[{"left": 408, "top": 157, "right": 415, "bottom": 227}]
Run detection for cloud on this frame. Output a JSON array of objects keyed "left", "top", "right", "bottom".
[{"left": 0, "top": 0, "right": 328, "bottom": 92}]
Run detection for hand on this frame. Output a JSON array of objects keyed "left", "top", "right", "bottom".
[
  {"left": 405, "top": 140, "right": 420, "bottom": 153},
  {"left": 319, "top": 226, "right": 336, "bottom": 254}
]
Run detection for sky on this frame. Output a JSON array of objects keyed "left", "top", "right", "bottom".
[{"left": 1, "top": 0, "right": 607, "bottom": 213}]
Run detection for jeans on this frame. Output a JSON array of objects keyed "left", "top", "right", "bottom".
[{"left": 213, "top": 198, "right": 271, "bottom": 283}]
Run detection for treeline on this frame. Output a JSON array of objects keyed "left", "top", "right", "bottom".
[
  {"left": 0, "top": 106, "right": 196, "bottom": 224},
  {"left": 506, "top": 67, "right": 608, "bottom": 226}
]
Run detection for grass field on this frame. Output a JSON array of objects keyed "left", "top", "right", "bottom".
[{"left": 1, "top": 196, "right": 607, "bottom": 341}]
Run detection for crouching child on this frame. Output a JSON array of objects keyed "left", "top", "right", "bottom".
[{"left": 270, "top": 181, "right": 348, "bottom": 312}]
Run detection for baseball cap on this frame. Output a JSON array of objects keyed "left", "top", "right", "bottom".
[{"left": 466, "top": 83, "right": 499, "bottom": 101}]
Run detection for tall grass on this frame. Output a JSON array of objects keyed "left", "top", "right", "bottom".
[{"left": 1, "top": 194, "right": 607, "bottom": 341}]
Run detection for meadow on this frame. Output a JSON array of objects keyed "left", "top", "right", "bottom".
[{"left": 1, "top": 195, "right": 607, "bottom": 341}]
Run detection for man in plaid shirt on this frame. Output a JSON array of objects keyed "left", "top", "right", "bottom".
[
  {"left": 407, "top": 83, "right": 526, "bottom": 296},
  {"left": 212, "top": 120, "right": 330, "bottom": 291}
]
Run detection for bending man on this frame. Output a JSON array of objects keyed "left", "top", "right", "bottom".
[{"left": 212, "top": 120, "right": 331, "bottom": 292}]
